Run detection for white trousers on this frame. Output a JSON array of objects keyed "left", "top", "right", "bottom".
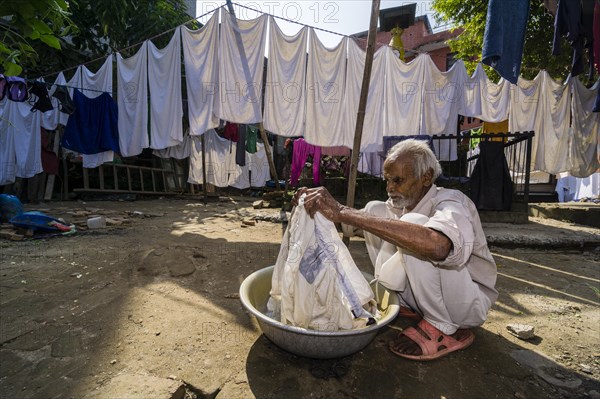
[{"left": 363, "top": 201, "right": 492, "bottom": 335}]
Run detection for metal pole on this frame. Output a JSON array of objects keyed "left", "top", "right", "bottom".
[{"left": 344, "top": 0, "right": 381, "bottom": 239}]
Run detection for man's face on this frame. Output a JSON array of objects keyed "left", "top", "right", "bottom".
[{"left": 383, "top": 158, "right": 429, "bottom": 210}]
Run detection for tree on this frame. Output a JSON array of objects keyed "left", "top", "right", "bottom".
[
  {"left": 5, "top": 0, "right": 197, "bottom": 78},
  {"left": 431, "top": 0, "right": 578, "bottom": 83},
  {"left": 0, "top": 0, "right": 77, "bottom": 76}
]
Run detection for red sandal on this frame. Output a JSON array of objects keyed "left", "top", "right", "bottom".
[{"left": 389, "top": 319, "right": 474, "bottom": 361}]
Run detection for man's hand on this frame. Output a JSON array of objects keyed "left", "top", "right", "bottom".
[{"left": 292, "top": 187, "right": 345, "bottom": 222}]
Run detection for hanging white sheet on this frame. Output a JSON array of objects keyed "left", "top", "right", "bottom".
[
  {"left": 263, "top": 18, "right": 308, "bottom": 137},
  {"left": 182, "top": 12, "right": 220, "bottom": 136},
  {"left": 421, "top": 58, "right": 469, "bottom": 161},
  {"left": 304, "top": 30, "right": 347, "bottom": 147},
  {"left": 188, "top": 129, "right": 241, "bottom": 186},
  {"left": 148, "top": 27, "right": 183, "bottom": 149},
  {"left": 153, "top": 133, "right": 192, "bottom": 159},
  {"left": 342, "top": 40, "right": 386, "bottom": 152},
  {"left": 534, "top": 72, "right": 571, "bottom": 174},
  {"left": 509, "top": 72, "right": 572, "bottom": 174},
  {"left": 229, "top": 142, "right": 271, "bottom": 189},
  {"left": 383, "top": 50, "right": 425, "bottom": 137},
  {"left": 217, "top": 11, "right": 268, "bottom": 124},
  {"left": 117, "top": 41, "right": 149, "bottom": 157},
  {"left": 570, "top": 78, "right": 600, "bottom": 177},
  {"left": 0, "top": 99, "right": 43, "bottom": 183},
  {"left": 463, "top": 64, "right": 510, "bottom": 122},
  {"left": 0, "top": 99, "right": 15, "bottom": 184}
]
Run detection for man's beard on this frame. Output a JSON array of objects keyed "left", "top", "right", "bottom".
[{"left": 386, "top": 196, "right": 413, "bottom": 209}]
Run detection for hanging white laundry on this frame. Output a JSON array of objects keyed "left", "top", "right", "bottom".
[
  {"left": 509, "top": 74, "right": 541, "bottom": 171},
  {"left": 509, "top": 72, "right": 572, "bottom": 174},
  {"left": 229, "top": 142, "right": 271, "bottom": 189},
  {"left": 304, "top": 30, "right": 347, "bottom": 147},
  {"left": 570, "top": 78, "right": 600, "bottom": 178},
  {"left": 342, "top": 40, "right": 386, "bottom": 151},
  {"left": 148, "top": 27, "right": 183, "bottom": 149},
  {"left": 153, "top": 133, "right": 192, "bottom": 159},
  {"left": 263, "top": 18, "right": 308, "bottom": 137},
  {"left": 383, "top": 50, "right": 425, "bottom": 138},
  {"left": 0, "top": 99, "right": 16, "bottom": 185},
  {"left": 188, "top": 129, "right": 241, "bottom": 187},
  {"left": 78, "top": 56, "right": 115, "bottom": 167},
  {"left": 117, "top": 41, "right": 149, "bottom": 157},
  {"left": 421, "top": 58, "right": 468, "bottom": 161},
  {"left": 217, "top": 10, "right": 268, "bottom": 124},
  {"left": 464, "top": 64, "right": 510, "bottom": 122},
  {"left": 7, "top": 100, "right": 43, "bottom": 179},
  {"left": 534, "top": 72, "right": 571, "bottom": 174},
  {"left": 182, "top": 12, "right": 220, "bottom": 136}
]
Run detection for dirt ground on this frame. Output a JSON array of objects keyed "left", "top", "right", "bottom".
[{"left": 0, "top": 196, "right": 599, "bottom": 399}]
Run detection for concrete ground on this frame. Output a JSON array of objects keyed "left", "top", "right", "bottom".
[{"left": 0, "top": 197, "right": 599, "bottom": 399}]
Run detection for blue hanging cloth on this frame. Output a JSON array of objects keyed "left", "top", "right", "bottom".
[{"left": 62, "top": 89, "right": 120, "bottom": 154}]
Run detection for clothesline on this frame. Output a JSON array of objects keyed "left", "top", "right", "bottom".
[{"left": 37, "top": 1, "right": 427, "bottom": 83}]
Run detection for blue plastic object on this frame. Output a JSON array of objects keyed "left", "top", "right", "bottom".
[
  {"left": 10, "top": 211, "right": 64, "bottom": 232},
  {"left": 0, "top": 194, "right": 23, "bottom": 223}
]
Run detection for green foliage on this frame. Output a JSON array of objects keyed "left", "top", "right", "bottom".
[
  {"left": 432, "top": 0, "right": 579, "bottom": 83},
  {"left": 3, "top": 0, "right": 197, "bottom": 77},
  {"left": 0, "top": 0, "right": 77, "bottom": 76}
]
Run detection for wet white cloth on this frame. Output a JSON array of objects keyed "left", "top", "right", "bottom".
[
  {"left": 268, "top": 195, "right": 375, "bottom": 330},
  {"left": 0, "top": 99, "right": 43, "bottom": 183},
  {"left": 117, "top": 41, "right": 149, "bottom": 157},
  {"left": 363, "top": 186, "right": 497, "bottom": 335},
  {"left": 77, "top": 56, "right": 115, "bottom": 167},
  {"left": 148, "top": 27, "right": 183, "bottom": 149},
  {"left": 304, "top": 30, "right": 348, "bottom": 147},
  {"left": 182, "top": 13, "right": 220, "bottom": 136},
  {"left": 570, "top": 78, "right": 600, "bottom": 177},
  {"left": 229, "top": 142, "right": 271, "bottom": 189},
  {"left": 217, "top": 10, "right": 267, "bottom": 124},
  {"left": 383, "top": 50, "right": 425, "bottom": 138},
  {"left": 263, "top": 18, "right": 308, "bottom": 137},
  {"left": 341, "top": 40, "right": 386, "bottom": 151},
  {"left": 188, "top": 129, "right": 241, "bottom": 186}
]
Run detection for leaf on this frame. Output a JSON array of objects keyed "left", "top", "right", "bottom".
[
  {"left": 2, "top": 61, "right": 23, "bottom": 76},
  {"left": 40, "top": 34, "right": 61, "bottom": 49}
]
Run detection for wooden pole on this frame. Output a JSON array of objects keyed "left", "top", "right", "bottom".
[
  {"left": 344, "top": 0, "right": 381, "bottom": 240},
  {"left": 225, "top": 0, "right": 279, "bottom": 186},
  {"left": 201, "top": 133, "right": 208, "bottom": 203}
]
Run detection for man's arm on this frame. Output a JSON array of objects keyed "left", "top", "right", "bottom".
[{"left": 299, "top": 187, "right": 452, "bottom": 261}]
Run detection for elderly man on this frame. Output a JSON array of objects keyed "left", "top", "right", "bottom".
[{"left": 296, "top": 139, "right": 498, "bottom": 361}]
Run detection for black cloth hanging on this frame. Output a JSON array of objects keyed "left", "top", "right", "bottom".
[{"left": 469, "top": 141, "right": 513, "bottom": 211}]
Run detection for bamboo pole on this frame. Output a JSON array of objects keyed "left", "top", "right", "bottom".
[{"left": 344, "top": 0, "right": 381, "bottom": 241}]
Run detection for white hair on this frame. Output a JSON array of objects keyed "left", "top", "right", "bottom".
[{"left": 385, "top": 139, "right": 442, "bottom": 180}]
